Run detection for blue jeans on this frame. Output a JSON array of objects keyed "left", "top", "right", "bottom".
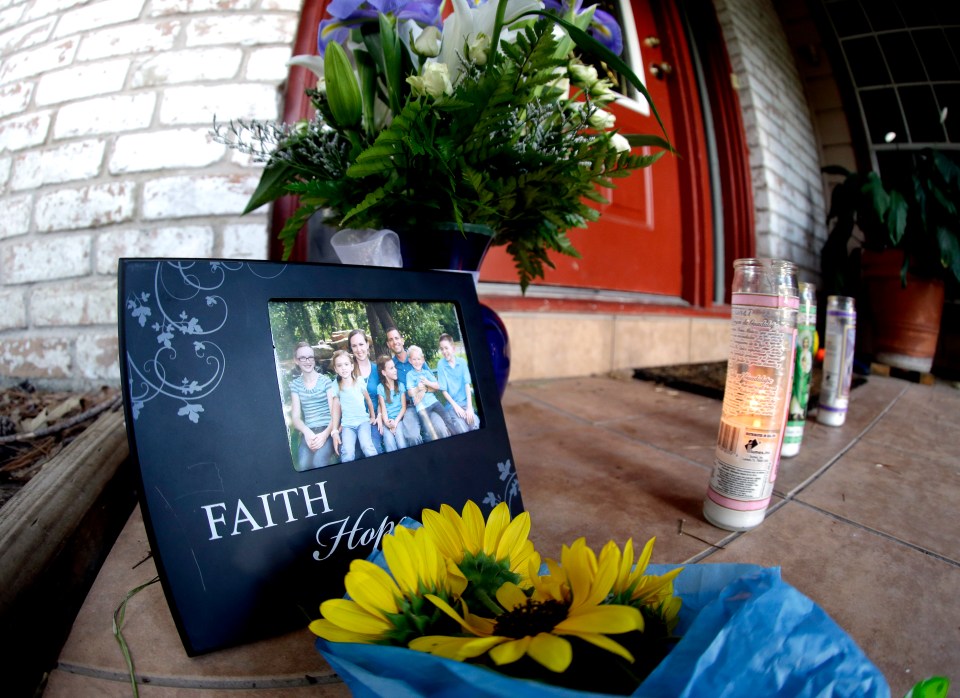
[
  {"left": 340, "top": 424, "right": 377, "bottom": 462},
  {"left": 369, "top": 423, "right": 384, "bottom": 454},
  {"left": 381, "top": 424, "right": 408, "bottom": 452},
  {"left": 295, "top": 427, "right": 339, "bottom": 471},
  {"left": 446, "top": 404, "right": 479, "bottom": 433},
  {"left": 400, "top": 410, "right": 423, "bottom": 445}
]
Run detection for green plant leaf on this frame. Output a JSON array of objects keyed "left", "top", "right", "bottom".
[
  {"left": 886, "top": 189, "right": 907, "bottom": 246},
  {"left": 936, "top": 225, "right": 960, "bottom": 284},
  {"left": 518, "top": 9, "right": 673, "bottom": 151},
  {"left": 243, "top": 159, "right": 297, "bottom": 214}
]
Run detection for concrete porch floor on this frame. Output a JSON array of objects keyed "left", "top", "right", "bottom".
[{"left": 44, "top": 372, "right": 959, "bottom": 697}]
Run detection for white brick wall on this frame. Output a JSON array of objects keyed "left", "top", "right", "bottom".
[
  {"left": 713, "top": 0, "right": 827, "bottom": 282},
  {"left": 0, "top": 0, "right": 300, "bottom": 388}
]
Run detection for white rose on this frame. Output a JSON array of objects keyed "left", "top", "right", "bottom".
[
  {"left": 414, "top": 26, "right": 442, "bottom": 57},
  {"left": 569, "top": 63, "right": 599, "bottom": 87},
  {"left": 407, "top": 61, "right": 453, "bottom": 98},
  {"left": 588, "top": 108, "right": 616, "bottom": 130},
  {"left": 466, "top": 33, "right": 491, "bottom": 66},
  {"left": 611, "top": 133, "right": 631, "bottom": 153}
]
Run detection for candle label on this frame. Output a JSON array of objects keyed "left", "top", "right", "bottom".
[
  {"left": 711, "top": 420, "right": 780, "bottom": 499},
  {"left": 709, "top": 295, "right": 795, "bottom": 503}
]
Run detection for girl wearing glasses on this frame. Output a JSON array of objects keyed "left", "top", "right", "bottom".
[{"left": 289, "top": 341, "right": 341, "bottom": 470}]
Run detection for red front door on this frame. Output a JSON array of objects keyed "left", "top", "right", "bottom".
[{"left": 479, "top": 0, "right": 706, "bottom": 301}]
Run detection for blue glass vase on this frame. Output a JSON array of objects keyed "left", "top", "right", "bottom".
[{"left": 394, "top": 223, "right": 511, "bottom": 398}]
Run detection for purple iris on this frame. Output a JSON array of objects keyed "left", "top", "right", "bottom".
[
  {"left": 543, "top": 0, "right": 624, "bottom": 56},
  {"left": 317, "top": 0, "right": 443, "bottom": 54}
]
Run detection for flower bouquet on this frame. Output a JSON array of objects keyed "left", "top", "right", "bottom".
[
  {"left": 215, "top": 0, "right": 673, "bottom": 289},
  {"left": 310, "top": 501, "right": 891, "bottom": 696}
]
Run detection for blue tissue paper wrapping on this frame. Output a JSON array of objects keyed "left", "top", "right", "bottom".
[{"left": 315, "top": 562, "right": 890, "bottom": 697}]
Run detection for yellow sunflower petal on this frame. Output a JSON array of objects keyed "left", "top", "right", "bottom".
[
  {"left": 410, "top": 634, "right": 506, "bottom": 660},
  {"left": 563, "top": 630, "right": 636, "bottom": 664},
  {"left": 495, "top": 581, "right": 530, "bottom": 611},
  {"left": 489, "top": 636, "right": 532, "bottom": 666},
  {"left": 344, "top": 559, "right": 401, "bottom": 618},
  {"left": 634, "top": 537, "right": 655, "bottom": 578},
  {"left": 562, "top": 538, "right": 597, "bottom": 604},
  {"left": 459, "top": 501, "right": 486, "bottom": 554},
  {"left": 556, "top": 604, "right": 643, "bottom": 634},
  {"left": 482, "top": 501, "right": 511, "bottom": 555},
  {"left": 422, "top": 508, "right": 465, "bottom": 561},
  {"left": 309, "top": 618, "right": 382, "bottom": 643},
  {"left": 581, "top": 543, "right": 620, "bottom": 607},
  {"left": 527, "top": 632, "right": 573, "bottom": 673},
  {"left": 320, "top": 598, "right": 394, "bottom": 636},
  {"left": 616, "top": 538, "right": 635, "bottom": 591},
  {"left": 423, "top": 593, "right": 495, "bottom": 635},
  {"left": 381, "top": 526, "right": 417, "bottom": 593},
  {"left": 492, "top": 508, "right": 527, "bottom": 563}
]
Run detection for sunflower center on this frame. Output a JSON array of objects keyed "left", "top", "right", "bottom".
[{"left": 493, "top": 599, "right": 569, "bottom": 638}]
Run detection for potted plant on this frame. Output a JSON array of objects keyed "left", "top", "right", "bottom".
[
  {"left": 821, "top": 148, "right": 960, "bottom": 372},
  {"left": 215, "top": 0, "right": 673, "bottom": 291}
]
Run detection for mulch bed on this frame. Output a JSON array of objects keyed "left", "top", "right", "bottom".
[{"left": 0, "top": 382, "right": 121, "bottom": 510}]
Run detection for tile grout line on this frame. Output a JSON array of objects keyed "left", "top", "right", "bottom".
[
  {"left": 779, "top": 382, "right": 911, "bottom": 500},
  {"left": 787, "top": 499, "right": 960, "bottom": 569}
]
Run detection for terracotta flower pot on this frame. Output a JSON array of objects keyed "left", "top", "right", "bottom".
[{"left": 861, "top": 249, "right": 945, "bottom": 372}]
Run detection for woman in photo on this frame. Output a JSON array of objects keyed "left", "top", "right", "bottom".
[
  {"left": 288, "top": 341, "right": 340, "bottom": 471},
  {"left": 348, "top": 329, "right": 383, "bottom": 454},
  {"left": 376, "top": 354, "right": 408, "bottom": 452},
  {"left": 331, "top": 349, "right": 379, "bottom": 462}
]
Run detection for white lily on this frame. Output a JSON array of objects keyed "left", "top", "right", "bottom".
[
  {"left": 287, "top": 54, "right": 325, "bottom": 80},
  {"left": 437, "top": 0, "right": 544, "bottom": 83}
]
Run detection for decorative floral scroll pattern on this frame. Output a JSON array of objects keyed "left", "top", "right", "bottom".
[
  {"left": 483, "top": 458, "right": 520, "bottom": 510},
  {"left": 124, "top": 261, "right": 283, "bottom": 424}
]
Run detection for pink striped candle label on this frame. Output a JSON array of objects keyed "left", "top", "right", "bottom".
[{"left": 732, "top": 293, "right": 800, "bottom": 309}]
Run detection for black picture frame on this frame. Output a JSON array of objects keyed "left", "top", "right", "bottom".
[{"left": 118, "top": 259, "right": 522, "bottom": 655}]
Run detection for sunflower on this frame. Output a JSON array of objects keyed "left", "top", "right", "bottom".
[
  {"left": 309, "top": 524, "right": 467, "bottom": 646},
  {"left": 409, "top": 538, "right": 643, "bottom": 673},
  {"left": 420, "top": 500, "right": 541, "bottom": 615},
  {"left": 607, "top": 537, "right": 683, "bottom": 629}
]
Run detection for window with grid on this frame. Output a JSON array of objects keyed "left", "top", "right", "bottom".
[{"left": 821, "top": 1, "right": 960, "bottom": 182}]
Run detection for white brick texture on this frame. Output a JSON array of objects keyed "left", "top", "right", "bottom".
[
  {"left": 142, "top": 174, "right": 261, "bottom": 219},
  {"left": 0, "top": 193, "right": 31, "bottom": 239},
  {"left": 95, "top": 225, "right": 214, "bottom": 273},
  {"left": 714, "top": 0, "right": 827, "bottom": 282},
  {"left": 52, "top": 93, "right": 156, "bottom": 139},
  {"left": 52, "top": 0, "right": 147, "bottom": 39},
  {"left": 0, "top": 1, "right": 300, "bottom": 388},
  {"left": 109, "top": 128, "right": 225, "bottom": 173},
  {"left": 131, "top": 47, "right": 243, "bottom": 87},
  {"left": 10, "top": 138, "right": 106, "bottom": 190},
  {"left": 34, "top": 58, "right": 130, "bottom": 105},
  {"left": 0, "top": 289, "right": 27, "bottom": 331},
  {"left": 30, "top": 278, "right": 118, "bottom": 326},
  {"left": 35, "top": 182, "right": 136, "bottom": 232},
  {"left": 1, "top": 234, "right": 92, "bottom": 283}
]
